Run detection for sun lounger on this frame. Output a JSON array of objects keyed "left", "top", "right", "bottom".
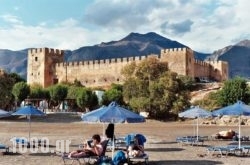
[
  {"left": 127, "top": 153, "right": 149, "bottom": 165},
  {"left": 62, "top": 139, "right": 110, "bottom": 165},
  {"left": 107, "top": 136, "right": 126, "bottom": 151},
  {"left": 207, "top": 145, "right": 240, "bottom": 157},
  {"left": 0, "top": 144, "right": 9, "bottom": 153},
  {"left": 227, "top": 145, "right": 250, "bottom": 156},
  {"left": 176, "top": 136, "right": 206, "bottom": 146}
]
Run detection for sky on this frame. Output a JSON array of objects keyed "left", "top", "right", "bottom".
[{"left": 0, "top": 0, "right": 250, "bottom": 53}]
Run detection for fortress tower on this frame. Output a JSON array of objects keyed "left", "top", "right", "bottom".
[
  {"left": 27, "top": 48, "right": 64, "bottom": 88},
  {"left": 160, "top": 48, "right": 195, "bottom": 78}
]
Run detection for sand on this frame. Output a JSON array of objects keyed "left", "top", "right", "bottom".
[{"left": 0, "top": 113, "right": 250, "bottom": 165}]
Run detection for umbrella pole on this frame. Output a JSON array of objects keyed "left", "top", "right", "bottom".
[
  {"left": 239, "top": 116, "right": 241, "bottom": 148},
  {"left": 103, "top": 123, "right": 105, "bottom": 137},
  {"left": 29, "top": 115, "right": 31, "bottom": 142},
  {"left": 197, "top": 118, "right": 199, "bottom": 141},
  {"left": 112, "top": 136, "right": 115, "bottom": 159},
  {"left": 193, "top": 119, "right": 195, "bottom": 137}
]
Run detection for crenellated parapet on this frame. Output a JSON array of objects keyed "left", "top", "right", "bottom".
[
  {"left": 161, "top": 47, "right": 188, "bottom": 54},
  {"left": 54, "top": 54, "right": 158, "bottom": 68},
  {"left": 194, "top": 59, "right": 210, "bottom": 67},
  {"left": 28, "top": 47, "right": 64, "bottom": 57},
  {"left": 205, "top": 60, "right": 228, "bottom": 65}
]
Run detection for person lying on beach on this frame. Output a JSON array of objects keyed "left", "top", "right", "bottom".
[
  {"left": 214, "top": 129, "right": 236, "bottom": 139},
  {"left": 68, "top": 134, "right": 103, "bottom": 158}
]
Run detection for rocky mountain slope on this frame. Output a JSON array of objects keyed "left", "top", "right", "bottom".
[{"left": 206, "top": 40, "right": 250, "bottom": 78}]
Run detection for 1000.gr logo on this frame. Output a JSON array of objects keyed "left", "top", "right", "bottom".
[{"left": 10, "top": 137, "right": 71, "bottom": 153}]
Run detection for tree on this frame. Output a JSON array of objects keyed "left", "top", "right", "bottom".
[
  {"left": 0, "top": 72, "right": 15, "bottom": 109},
  {"left": 12, "top": 82, "right": 30, "bottom": 106},
  {"left": 216, "top": 77, "right": 250, "bottom": 106},
  {"left": 8, "top": 72, "right": 25, "bottom": 83},
  {"left": 76, "top": 88, "right": 98, "bottom": 111},
  {"left": 102, "top": 88, "right": 124, "bottom": 106},
  {"left": 122, "top": 57, "right": 190, "bottom": 119},
  {"left": 30, "top": 84, "right": 50, "bottom": 100},
  {"left": 101, "top": 83, "right": 124, "bottom": 105},
  {"left": 48, "top": 84, "right": 68, "bottom": 106}
]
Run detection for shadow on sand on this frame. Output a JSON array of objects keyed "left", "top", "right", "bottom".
[
  {"left": 1, "top": 113, "right": 81, "bottom": 123},
  {"left": 150, "top": 160, "right": 223, "bottom": 165},
  {"left": 145, "top": 147, "right": 184, "bottom": 152},
  {"left": 149, "top": 141, "right": 177, "bottom": 145}
]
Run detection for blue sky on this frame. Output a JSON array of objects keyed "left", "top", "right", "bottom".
[{"left": 0, "top": 0, "right": 249, "bottom": 53}]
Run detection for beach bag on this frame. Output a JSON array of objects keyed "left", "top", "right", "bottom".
[
  {"left": 112, "top": 150, "right": 127, "bottom": 165},
  {"left": 105, "top": 123, "right": 114, "bottom": 139}
]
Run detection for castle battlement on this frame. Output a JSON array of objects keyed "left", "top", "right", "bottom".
[
  {"left": 205, "top": 60, "right": 228, "bottom": 65},
  {"left": 194, "top": 59, "right": 210, "bottom": 67},
  {"left": 28, "top": 47, "right": 63, "bottom": 56},
  {"left": 161, "top": 47, "right": 188, "bottom": 54}
]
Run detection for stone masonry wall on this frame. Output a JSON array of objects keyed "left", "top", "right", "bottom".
[{"left": 27, "top": 47, "right": 228, "bottom": 88}]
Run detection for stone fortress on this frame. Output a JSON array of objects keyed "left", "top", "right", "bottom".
[{"left": 27, "top": 47, "right": 228, "bottom": 88}]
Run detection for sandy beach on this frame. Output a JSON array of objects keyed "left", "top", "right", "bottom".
[{"left": 0, "top": 113, "right": 250, "bottom": 165}]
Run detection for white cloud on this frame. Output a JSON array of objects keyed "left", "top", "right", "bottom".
[
  {"left": 1, "top": 14, "right": 23, "bottom": 25},
  {"left": 1, "top": 0, "right": 250, "bottom": 53}
]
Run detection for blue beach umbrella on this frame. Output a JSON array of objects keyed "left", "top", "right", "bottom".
[
  {"left": 212, "top": 100, "right": 250, "bottom": 148},
  {"left": 81, "top": 102, "right": 145, "bottom": 123},
  {"left": 0, "top": 109, "right": 11, "bottom": 118},
  {"left": 81, "top": 101, "right": 145, "bottom": 158},
  {"left": 12, "top": 105, "right": 45, "bottom": 141},
  {"left": 179, "top": 106, "right": 212, "bottom": 141}
]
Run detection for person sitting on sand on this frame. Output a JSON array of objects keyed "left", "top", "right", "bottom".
[
  {"left": 127, "top": 135, "right": 144, "bottom": 157},
  {"left": 68, "top": 134, "right": 103, "bottom": 158},
  {"left": 215, "top": 129, "right": 236, "bottom": 139}
]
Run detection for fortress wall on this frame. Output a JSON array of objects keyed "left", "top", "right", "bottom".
[
  {"left": 54, "top": 56, "right": 139, "bottom": 87},
  {"left": 194, "top": 59, "right": 211, "bottom": 78},
  {"left": 28, "top": 47, "right": 228, "bottom": 88},
  {"left": 206, "top": 60, "right": 229, "bottom": 81}
]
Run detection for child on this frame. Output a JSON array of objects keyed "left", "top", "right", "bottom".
[{"left": 127, "top": 135, "right": 144, "bottom": 157}]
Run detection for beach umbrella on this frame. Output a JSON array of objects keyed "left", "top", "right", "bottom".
[
  {"left": 179, "top": 106, "right": 212, "bottom": 141},
  {"left": 212, "top": 100, "right": 250, "bottom": 148},
  {"left": 12, "top": 105, "right": 45, "bottom": 141},
  {"left": 0, "top": 109, "right": 11, "bottom": 118},
  {"left": 81, "top": 101, "right": 145, "bottom": 157}
]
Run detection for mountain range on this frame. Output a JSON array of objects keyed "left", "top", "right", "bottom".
[{"left": 0, "top": 32, "right": 249, "bottom": 79}]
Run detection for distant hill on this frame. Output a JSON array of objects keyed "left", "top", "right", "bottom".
[
  {"left": 205, "top": 40, "right": 250, "bottom": 78},
  {"left": 1, "top": 32, "right": 250, "bottom": 79},
  {"left": 65, "top": 32, "right": 208, "bottom": 61},
  {"left": 0, "top": 49, "right": 27, "bottom": 78}
]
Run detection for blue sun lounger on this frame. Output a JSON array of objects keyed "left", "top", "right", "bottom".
[
  {"left": 176, "top": 136, "right": 206, "bottom": 146},
  {"left": 206, "top": 145, "right": 248, "bottom": 157},
  {"left": 0, "top": 144, "right": 9, "bottom": 153}
]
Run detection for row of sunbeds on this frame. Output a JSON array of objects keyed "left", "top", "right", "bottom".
[
  {"left": 176, "top": 135, "right": 250, "bottom": 157},
  {"left": 207, "top": 145, "right": 250, "bottom": 157}
]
